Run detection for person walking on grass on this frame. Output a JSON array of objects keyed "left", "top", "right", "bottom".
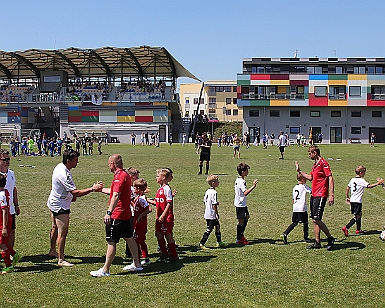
[
  {"left": 197, "top": 133, "right": 212, "bottom": 175},
  {"left": 295, "top": 145, "right": 335, "bottom": 250},
  {"left": 199, "top": 174, "right": 227, "bottom": 250},
  {"left": 342, "top": 166, "right": 383, "bottom": 236}
]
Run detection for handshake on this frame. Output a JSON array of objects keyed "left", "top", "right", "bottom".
[{"left": 92, "top": 181, "right": 104, "bottom": 192}]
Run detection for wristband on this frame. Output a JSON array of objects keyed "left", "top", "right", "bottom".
[{"left": 107, "top": 210, "right": 112, "bottom": 216}]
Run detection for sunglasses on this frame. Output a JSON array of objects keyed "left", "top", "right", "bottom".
[{"left": 0, "top": 158, "right": 10, "bottom": 161}]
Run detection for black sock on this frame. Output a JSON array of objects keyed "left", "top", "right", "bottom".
[
  {"left": 215, "top": 232, "right": 222, "bottom": 243},
  {"left": 283, "top": 222, "right": 297, "bottom": 236},
  {"left": 237, "top": 224, "right": 243, "bottom": 240},
  {"left": 200, "top": 230, "right": 211, "bottom": 245},
  {"left": 199, "top": 165, "right": 203, "bottom": 173},
  {"left": 356, "top": 218, "right": 362, "bottom": 230},
  {"left": 205, "top": 164, "right": 209, "bottom": 174},
  {"left": 303, "top": 222, "right": 309, "bottom": 239},
  {"left": 346, "top": 218, "right": 356, "bottom": 229}
]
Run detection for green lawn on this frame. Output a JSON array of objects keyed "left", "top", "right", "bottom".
[{"left": 1, "top": 142, "right": 385, "bottom": 307}]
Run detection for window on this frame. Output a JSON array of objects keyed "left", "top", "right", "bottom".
[
  {"left": 233, "top": 110, "right": 238, "bottom": 116},
  {"left": 226, "top": 110, "right": 231, "bottom": 116},
  {"left": 351, "top": 127, "right": 361, "bottom": 134},
  {"left": 290, "top": 127, "right": 300, "bottom": 134},
  {"left": 351, "top": 111, "right": 361, "bottom": 117},
  {"left": 372, "top": 110, "right": 382, "bottom": 117},
  {"left": 376, "top": 67, "right": 383, "bottom": 74},
  {"left": 349, "top": 86, "right": 361, "bottom": 97},
  {"left": 226, "top": 98, "right": 231, "bottom": 104},
  {"left": 315, "top": 67, "right": 322, "bottom": 74},
  {"left": 209, "top": 98, "right": 216, "bottom": 103},
  {"left": 270, "top": 110, "right": 280, "bottom": 117},
  {"left": 233, "top": 86, "right": 237, "bottom": 92},
  {"left": 310, "top": 110, "right": 320, "bottom": 117},
  {"left": 193, "top": 98, "right": 198, "bottom": 104},
  {"left": 314, "top": 86, "right": 327, "bottom": 97},
  {"left": 367, "top": 66, "right": 375, "bottom": 74},
  {"left": 249, "top": 110, "right": 259, "bottom": 117},
  {"left": 208, "top": 87, "right": 216, "bottom": 95},
  {"left": 336, "top": 66, "right": 343, "bottom": 74},
  {"left": 371, "top": 86, "right": 385, "bottom": 100},
  {"left": 331, "top": 110, "right": 341, "bottom": 117},
  {"left": 290, "top": 110, "right": 300, "bottom": 117},
  {"left": 208, "top": 108, "right": 216, "bottom": 114},
  {"left": 307, "top": 67, "right": 315, "bottom": 74},
  {"left": 233, "top": 98, "right": 237, "bottom": 104},
  {"left": 185, "top": 97, "right": 189, "bottom": 105}
]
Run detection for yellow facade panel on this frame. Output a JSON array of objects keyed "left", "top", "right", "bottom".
[
  {"left": 328, "top": 80, "right": 347, "bottom": 85},
  {"left": 328, "top": 100, "right": 348, "bottom": 106},
  {"left": 270, "top": 80, "right": 290, "bottom": 85},
  {"left": 153, "top": 101, "right": 168, "bottom": 106},
  {"left": 270, "top": 100, "right": 290, "bottom": 106},
  {"left": 348, "top": 74, "right": 367, "bottom": 80},
  {"left": 101, "top": 102, "right": 117, "bottom": 106},
  {"left": 117, "top": 116, "right": 135, "bottom": 122}
]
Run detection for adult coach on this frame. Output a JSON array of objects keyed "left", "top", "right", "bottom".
[
  {"left": 295, "top": 145, "right": 335, "bottom": 250},
  {"left": 47, "top": 149, "right": 103, "bottom": 266},
  {"left": 278, "top": 131, "right": 287, "bottom": 159},
  {"left": 90, "top": 154, "right": 142, "bottom": 277},
  {"left": 197, "top": 133, "right": 212, "bottom": 175},
  {"left": 0, "top": 149, "right": 19, "bottom": 249}
]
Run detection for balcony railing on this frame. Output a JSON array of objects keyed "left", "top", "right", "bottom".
[
  {"left": 328, "top": 94, "right": 346, "bottom": 100},
  {"left": 242, "top": 93, "right": 305, "bottom": 100},
  {"left": 371, "top": 94, "right": 385, "bottom": 100}
]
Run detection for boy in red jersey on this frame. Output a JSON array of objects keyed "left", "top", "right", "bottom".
[
  {"left": 155, "top": 168, "right": 178, "bottom": 262},
  {"left": 0, "top": 173, "right": 21, "bottom": 274},
  {"left": 132, "top": 178, "right": 152, "bottom": 265},
  {"left": 296, "top": 145, "right": 335, "bottom": 250}
]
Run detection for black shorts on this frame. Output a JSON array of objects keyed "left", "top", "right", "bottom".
[
  {"left": 279, "top": 146, "right": 285, "bottom": 153},
  {"left": 350, "top": 202, "right": 362, "bottom": 215},
  {"left": 200, "top": 151, "right": 211, "bottom": 162},
  {"left": 310, "top": 196, "right": 327, "bottom": 220},
  {"left": 51, "top": 208, "right": 71, "bottom": 216},
  {"left": 11, "top": 213, "right": 16, "bottom": 229},
  {"left": 105, "top": 218, "right": 134, "bottom": 243},
  {"left": 236, "top": 206, "right": 249, "bottom": 220},
  {"left": 206, "top": 219, "right": 220, "bottom": 230},
  {"left": 292, "top": 212, "right": 308, "bottom": 224}
]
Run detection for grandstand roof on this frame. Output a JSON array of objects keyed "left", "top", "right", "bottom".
[{"left": 0, "top": 46, "right": 200, "bottom": 81}]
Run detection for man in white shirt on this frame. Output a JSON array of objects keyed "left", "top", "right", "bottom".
[{"left": 278, "top": 131, "right": 287, "bottom": 159}]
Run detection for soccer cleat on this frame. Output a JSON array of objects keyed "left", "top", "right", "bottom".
[
  {"left": 90, "top": 268, "right": 110, "bottom": 277},
  {"left": 342, "top": 226, "right": 349, "bottom": 237},
  {"left": 306, "top": 242, "right": 321, "bottom": 249},
  {"left": 156, "top": 255, "right": 169, "bottom": 262},
  {"left": 11, "top": 252, "right": 21, "bottom": 267},
  {"left": 241, "top": 236, "right": 250, "bottom": 245},
  {"left": 1, "top": 266, "right": 14, "bottom": 274},
  {"left": 280, "top": 234, "right": 288, "bottom": 245},
  {"left": 140, "top": 258, "right": 151, "bottom": 266},
  {"left": 199, "top": 244, "right": 210, "bottom": 250},
  {"left": 166, "top": 256, "right": 179, "bottom": 263},
  {"left": 216, "top": 241, "right": 228, "bottom": 247},
  {"left": 123, "top": 262, "right": 143, "bottom": 271},
  {"left": 303, "top": 238, "right": 312, "bottom": 243},
  {"left": 326, "top": 236, "right": 335, "bottom": 251},
  {"left": 356, "top": 230, "right": 364, "bottom": 235}
]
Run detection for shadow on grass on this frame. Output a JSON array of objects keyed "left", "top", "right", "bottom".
[
  {"left": 15, "top": 263, "right": 58, "bottom": 273},
  {"left": 358, "top": 229, "right": 381, "bottom": 235},
  {"left": 327, "top": 239, "right": 366, "bottom": 251}
]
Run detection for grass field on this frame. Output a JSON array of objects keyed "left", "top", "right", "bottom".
[{"left": 1, "top": 142, "right": 385, "bottom": 307}]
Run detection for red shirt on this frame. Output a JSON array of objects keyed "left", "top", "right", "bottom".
[
  {"left": 133, "top": 195, "right": 149, "bottom": 233},
  {"left": 155, "top": 184, "right": 173, "bottom": 222},
  {"left": 311, "top": 157, "right": 332, "bottom": 198},
  {"left": 110, "top": 169, "right": 132, "bottom": 220},
  {"left": 0, "top": 190, "right": 11, "bottom": 229}
]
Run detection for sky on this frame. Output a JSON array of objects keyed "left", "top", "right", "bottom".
[{"left": 2, "top": 0, "right": 385, "bottom": 87}]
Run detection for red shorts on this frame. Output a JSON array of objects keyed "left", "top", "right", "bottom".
[
  {"left": 155, "top": 221, "right": 174, "bottom": 235},
  {"left": 0, "top": 216, "right": 12, "bottom": 244}
]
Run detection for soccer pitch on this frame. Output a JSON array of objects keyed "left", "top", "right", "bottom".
[{"left": 1, "top": 143, "right": 385, "bottom": 307}]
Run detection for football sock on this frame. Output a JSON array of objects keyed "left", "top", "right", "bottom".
[
  {"left": 205, "top": 164, "right": 209, "bottom": 174},
  {"left": 303, "top": 222, "right": 309, "bottom": 239},
  {"left": 168, "top": 241, "right": 178, "bottom": 258},
  {"left": 284, "top": 222, "right": 297, "bottom": 235},
  {"left": 215, "top": 232, "right": 222, "bottom": 243},
  {"left": 199, "top": 165, "right": 203, "bottom": 174},
  {"left": 243, "top": 219, "right": 248, "bottom": 233},
  {"left": 158, "top": 238, "right": 168, "bottom": 257},
  {"left": 356, "top": 218, "right": 362, "bottom": 230},
  {"left": 346, "top": 218, "right": 356, "bottom": 229},
  {"left": 2, "top": 250, "right": 12, "bottom": 267},
  {"left": 237, "top": 224, "right": 243, "bottom": 240},
  {"left": 200, "top": 230, "right": 211, "bottom": 245},
  {"left": 139, "top": 241, "right": 149, "bottom": 259}
]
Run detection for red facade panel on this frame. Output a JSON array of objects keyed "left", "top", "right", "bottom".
[
  {"left": 250, "top": 74, "right": 270, "bottom": 80},
  {"left": 135, "top": 116, "right": 153, "bottom": 122},
  {"left": 290, "top": 80, "right": 309, "bottom": 86},
  {"left": 308, "top": 94, "right": 328, "bottom": 106},
  {"left": 270, "top": 74, "right": 289, "bottom": 80}
]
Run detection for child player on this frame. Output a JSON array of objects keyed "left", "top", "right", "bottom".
[
  {"left": 132, "top": 178, "right": 152, "bottom": 265},
  {"left": 155, "top": 169, "right": 178, "bottom": 262},
  {"left": 281, "top": 173, "right": 312, "bottom": 244},
  {"left": 0, "top": 173, "right": 21, "bottom": 274},
  {"left": 342, "top": 166, "right": 384, "bottom": 236},
  {"left": 199, "top": 174, "right": 227, "bottom": 249},
  {"left": 234, "top": 163, "right": 258, "bottom": 245}
]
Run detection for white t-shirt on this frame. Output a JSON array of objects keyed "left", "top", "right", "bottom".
[
  {"left": 279, "top": 134, "right": 287, "bottom": 146},
  {"left": 47, "top": 163, "right": 76, "bottom": 212},
  {"left": 0, "top": 169, "right": 16, "bottom": 215},
  {"left": 348, "top": 177, "right": 369, "bottom": 203},
  {"left": 292, "top": 184, "right": 312, "bottom": 212},
  {"left": 204, "top": 187, "right": 218, "bottom": 219},
  {"left": 234, "top": 177, "right": 247, "bottom": 207}
]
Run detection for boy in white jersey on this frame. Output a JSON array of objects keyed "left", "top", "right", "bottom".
[
  {"left": 199, "top": 174, "right": 227, "bottom": 250},
  {"left": 281, "top": 173, "right": 312, "bottom": 244},
  {"left": 342, "top": 166, "right": 383, "bottom": 236},
  {"left": 234, "top": 163, "right": 258, "bottom": 245}
]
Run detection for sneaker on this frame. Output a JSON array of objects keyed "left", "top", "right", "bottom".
[
  {"left": 356, "top": 230, "right": 364, "bottom": 235},
  {"left": 280, "top": 234, "right": 288, "bottom": 245},
  {"left": 306, "top": 242, "right": 321, "bottom": 249},
  {"left": 1, "top": 266, "right": 14, "bottom": 274},
  {"left": 303, "top": 238, "right": 313, "bottom": 243},
  {"left": 57, "top": 260, "right": 74, "bottom": 267},
  {"left": 216, "top": 241, "right": 228, "bottom": 247},
  {"left": 140, "top": 258, "right": 151, "bottom": 266},
  {"left": 11, "top": 252, "right": 21, "bottom": 267},
  {"left": 123, "top": 262, "right": 143, "bottom": 271},
  {"left": 199, "top": 244, "right": 210, "bottom": 250},
  {"left": 90, "top": 268, "right": 110, "bottom": 277},
  {"left": 342, "top": 226, "right": 349, "bottom": 237},
  {"left": 326, "top": 236, "right": 335, "bottom": 251}
]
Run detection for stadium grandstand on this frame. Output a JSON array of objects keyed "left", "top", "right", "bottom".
[{"left": 0, "top": 46, "right": 199, "bottom": 143}]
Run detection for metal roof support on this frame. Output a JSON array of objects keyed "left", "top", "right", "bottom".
[
  {"left": 124, "top": 48, "right": 143, "bottom": 77},
  {"left": 10, "top": 52, "right": 40, "bottom": 77},
  {"left": 0, "top": 63, "right": 12, "bottom": 79},
  {"left": 54, "top": 50, "right": 80, "bottom": 77},
  {"left": 89, "top": 50, "right": 111, "bottom": 77}
]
